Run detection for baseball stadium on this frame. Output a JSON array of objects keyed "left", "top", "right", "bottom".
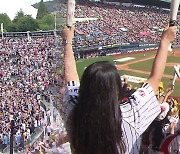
[
  {"left": 0, "top": 0, "right": 180, "bottom": 153},
  {"left": 76, "top": 48, "right": 180, "bottom": 97}
]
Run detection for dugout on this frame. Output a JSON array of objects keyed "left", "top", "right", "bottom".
[{"left": 74, "top": 42, "right": 158, "bottom": 58}]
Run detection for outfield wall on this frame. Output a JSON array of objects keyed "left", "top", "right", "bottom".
[{"left": 75, "top": 43, "right": 159, "bottom": 59}]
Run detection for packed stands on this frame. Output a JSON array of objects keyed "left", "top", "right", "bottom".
[
  {"left": 0, "top": 1, "right": 180, "bottom": 153},
  {"left": 0, "top": 37, "right": 65, "bottom": 153},
  {"left": 54, "top": 2, "right": 180, "bottom": 47}
]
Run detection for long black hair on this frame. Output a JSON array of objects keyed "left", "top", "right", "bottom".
[
  {"left": 151, "top": 116, "right": 169, "bottom": 151},
  {"left": 70, "top": 61, "right": 126, "bottom": 154},
  {"left": 141, "top": 115, "right": 170, "bottom": 151}
]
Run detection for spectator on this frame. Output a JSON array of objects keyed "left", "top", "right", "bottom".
[
  {"left": 47, "top": 125, "right": 53, "bottom": 137},
  {"left": 140, "top": 85, "right": 179, "bottom": 153},
  {"left": 62, "top": 24, "right": 176, "bottom": 154},
  {"left": 47, "top": 109, "right": 51, "bottom": 126},
  {"left": 2, "top": 133, "right": 8, "bottom": 152},
  {"left": 53, "top": 107, "right": 58, "bottom": 122},
  {"left": 160, "top": 131, "right": 180, "bottom": 153}
]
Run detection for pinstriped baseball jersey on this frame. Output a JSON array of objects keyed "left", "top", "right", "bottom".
[
  {"left": 62, "top": 81, "right": 161, "bottom": 154},
  {"left": 121, "top": 83, "right": 161, "bottom": 153}
]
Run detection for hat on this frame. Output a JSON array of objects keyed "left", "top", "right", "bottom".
[
  {"left": 139, "top": 80, "right": 145, "bottom": 85},
  {"left": 156, "top": 102, "right": 170, "bottom": 120},
  {"left": 122, "top": 97, "right": 128, "bottom": 102},
  {"left": 159, "top": 82, "right": 164, "bottom": 89},
  {"left": 160, "top": 133, "right": 180, "bottom": 154},
  {"left": 168, "top": 135, "right": 180, "bottom": 153},
  {"left": 174, "top": 100, "right": 178, "bottom": 106},
  {"left": 171, "top": 106, "right": 178, "bottom": 115}
]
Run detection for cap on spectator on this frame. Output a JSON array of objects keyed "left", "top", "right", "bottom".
[
  {"left": 168, "top": 134, "right": 180, "bottom": 153},
  {"left": 138, "top": 80, "right": 145, "bottom": 85},
  {"left": 160, "top": 133, "right": 180, "bottom": 154},
  {"left": 122, "top": 97, "right": 128, "bottom": 102},
  {"left": 156, "top": 102, "right": 170, "bottom": 120},
  {"left": 174, "top": 100, "right": 178, "bottom": 106},
  {"left": 159, "top": 82, "right": 164, "bottom": 89}
]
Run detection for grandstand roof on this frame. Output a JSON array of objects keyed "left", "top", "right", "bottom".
[
  {"left": 131, "top": 0, "right": 172, "bottom": 9},
  {"left": 33, "top": 0, "right": 178, "bottom": 11},
  {"left": 160, "top": 0, "right": 170, "bottom": 3},
  {"left": 104, "top": 0, "right": 173, "bottom": 9}
]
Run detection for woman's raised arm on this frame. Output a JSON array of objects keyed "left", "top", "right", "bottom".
[{"left": 63, "top": 25, "right": 79, "bottom": 83}]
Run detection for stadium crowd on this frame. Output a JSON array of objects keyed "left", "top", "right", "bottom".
[
  {"left": 62, "top": 23, "right": 179, "bottom": 154},
  {"left": 55, "top": 2, "right": 180, "bottom": 47},
  {"left": 0, "top": 1, "right": 179, "bottom": 154},
  {"left": 0, "top": 37, "right": 65, "bottom": 153},
  {"left": 24, "top": 107, "right": 69, "bottom": 154},
  {"left": 122, "top": 78, "right": 180, "bottom": 153}
]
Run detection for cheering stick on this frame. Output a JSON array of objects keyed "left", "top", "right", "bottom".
[
  {"left": 172, "top": 65, "right": 180, "bottom": 86},
  {"left": 67, "top": 0, "right": 75, "bottom": 27},
  {"left": 169, "top": 0, "right": 180, "bottom": 26},
  {"left": 168, "top": 0, "right": 180, "bottom": 51}
]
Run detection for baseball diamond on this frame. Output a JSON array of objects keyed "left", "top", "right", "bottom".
[{"left": 76, "top": 48, "right": 180, "bottom": 98}]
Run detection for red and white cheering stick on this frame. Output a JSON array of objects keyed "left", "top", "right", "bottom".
[
  {"left": 67, "top": 0, "right": 75, "bottom": 27},
  {"left": 168, "top": 0, "right": 180, "bottom": 51}
]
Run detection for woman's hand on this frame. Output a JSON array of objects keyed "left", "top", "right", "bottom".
[
  {"left": 161, "top": 26, "right": 177, "bottom": 44},
  {"left": 63, "top": 25, "right": 75, "bottom": 41}
]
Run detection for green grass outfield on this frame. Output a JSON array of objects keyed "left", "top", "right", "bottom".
[{"left": 76, "top": 49, "right": 180, "bottom": 97}]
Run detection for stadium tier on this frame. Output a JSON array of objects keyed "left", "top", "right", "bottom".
[
  {"left": 0, "top": 1, "right": 180, "bottom": 153},
  {"left": 50, "top": 1, "right": 180, "bottom": 47}
]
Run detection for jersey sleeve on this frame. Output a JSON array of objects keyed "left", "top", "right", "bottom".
[
  {"left": 120, "top": 83, "right": 161, "bottom": 135},
  {"left": 62, "top": 81, "right": 80, "bottom": 125}
]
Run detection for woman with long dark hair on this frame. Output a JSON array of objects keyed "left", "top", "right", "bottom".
[
  {"left": 71, "top": 61, "right": 126, "bottom": 154},
  {"left": 62, "top": 25, "right": 176, "bottom": 154}
]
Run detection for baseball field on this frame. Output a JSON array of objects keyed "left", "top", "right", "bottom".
[{"left": 76, "top": 48, "right": 180, "bottom": 97}]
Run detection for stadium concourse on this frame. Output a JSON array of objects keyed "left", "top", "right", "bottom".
[{"left": 0, "top": 1, "right": 179, "bottom": 154}]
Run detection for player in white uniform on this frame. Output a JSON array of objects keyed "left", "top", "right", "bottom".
[{"left": 62, "top": 25, "right": 176, "bottom": 154}]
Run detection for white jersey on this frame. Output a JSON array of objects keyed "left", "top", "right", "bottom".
[
  {"left": 120, "top": 83, "right": 161, "bottom": 153},
  {"left": 62, "top": 81, "right": 161, "bottom": 154}
]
